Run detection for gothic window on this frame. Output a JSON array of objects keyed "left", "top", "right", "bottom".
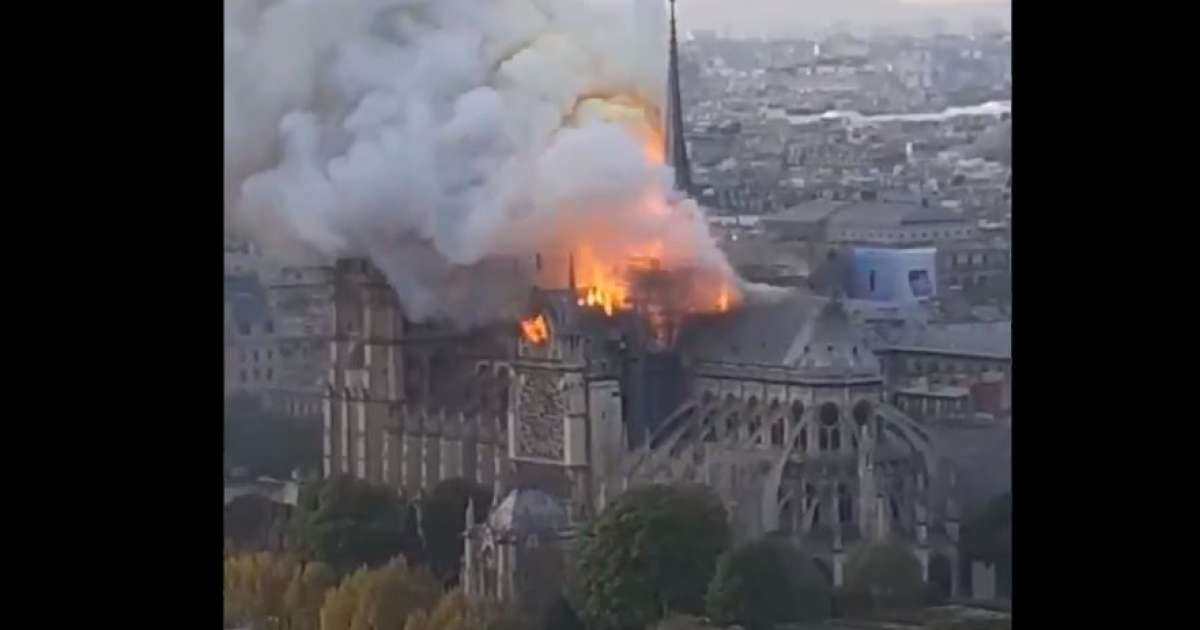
[
  {"left": 830, "top": 428, "right": 841, "bottom": 450},
  {"left": 771, "top": 420, "right": 784, "bottom": 446},
  {"left": 797, "top": 427, "right": 808, "bottom": 451},
  {"left": 819, "top": 403, "right": 839, "bottom": 426},
  {"left": 853, "top": 400, "right": 873, "bottom": 426},
  {"left": 790, "top": 400, "right": 805, "bottom": 425},
  {"left": 819, "top": 430, "right": 829, "bottom": 451},
  {"left": 838, "top": 484, "right": 852, "bottom": 523}
]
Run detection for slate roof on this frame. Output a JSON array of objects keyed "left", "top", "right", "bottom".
[
  {"left": 486, "top": 488, "right": 569, "bottom": 534},
  {"left": 678, "top": 289, "right": 880, "bottom": 377}
]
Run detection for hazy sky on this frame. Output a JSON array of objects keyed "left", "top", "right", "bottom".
[{"left": 674, "top": 0, "right": 1011, "bottom": 37}]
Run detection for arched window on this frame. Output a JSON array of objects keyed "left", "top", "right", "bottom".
[
  {"left": 819, "top": 403, "right": 839, "bottom": 426},
  {"left": 771, "top": 420, "right": 784, "bottom": 446},
  {"left": 838, "top": 484, "right": 853, "bottom": 524},
  {"left": 791, "top": 400, "right": 805, "bottom": 424},
  {"left": 831, "top": 428, "right": 841, "bottom": 450},
  {"left": 853, "top": 400, "right": 873, "bottom": 426}
]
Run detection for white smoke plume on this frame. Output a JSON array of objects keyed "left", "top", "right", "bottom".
[{"left": 225, "top": 0, "right": 730, "bottom": 325}]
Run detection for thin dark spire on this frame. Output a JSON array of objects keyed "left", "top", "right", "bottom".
[
  {"left": 665, "top": 0, "right": 691, "bottom": 194},
  {"left": 568, "top": 252, "right": 576, "bottom": 291}
]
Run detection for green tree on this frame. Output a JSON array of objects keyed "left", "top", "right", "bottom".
[
  {"left": 290, "top": 475, "right": 419, "bottom": 573},
  {"left": 320, "top": 556, "right": 441, "bottom": 630},
  {"left": 421, "top": 478, "right": 492, "bottom": 581},
  {"left": 538, "top": 594, "right": 584, "bottom": 630},
  {"left": 842, "top": 542, "right": 925, "bottom": 616},
  {"left": 706, "top": 537, "right": 832, "bottom": 630},
  {"left": 573, "top": 483, "right": 731, "bottom": 630}
]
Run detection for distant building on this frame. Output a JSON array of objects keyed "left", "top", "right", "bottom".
[
  {"left": 846, "top": 247, "right": 938, "bottom": 303},
  {"left": 936, "top": 238, "right": 1010, "bottom": 299},
  {"left": 759, "top": 200, "right": 846, "bottom": 242},
  {"left": 225, "top": 270, "right": 328, "bottom": 418},
  {"left": 826, "top": 196, "right": 975, "bottom": 246},
  {"left": 873, "top": 321, "right": 1011, "bottom": 421},
  {"left": 224, "top": 276, "right": 280, "bottom": 396}
]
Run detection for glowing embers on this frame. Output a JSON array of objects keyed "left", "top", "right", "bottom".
[{"left": 519, "top": 314, "right": 550, "bottom": 345}]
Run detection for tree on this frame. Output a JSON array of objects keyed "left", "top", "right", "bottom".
[
  {"left": 421, "top": 478, "right": 492, "bottom": 581},
  {"left": 706, "top": 538, "right": 832, "bottom": 630},
  {"left": 401, "top": 588, "right": 528, "bottom": 630},
  {"left": 320, "top": 556, "right": 442, "bottom": 630},
  {"left": 283, "top": 561, "right": 337, "bottom": 630},
  {"left": 842, "top": 542, "right": 925, "bottom": 615},
  {"left": 538, "top": 594, "right": 585, "bottom": 630},
  {"left": 290, "top": 475, "right": 420, "bottom": 573},
  {"left": 573, "top": 483, "right": 731, "bottom": 630},
  {"left": 224, "top": 552, "right": 334, "bottom": 630}
]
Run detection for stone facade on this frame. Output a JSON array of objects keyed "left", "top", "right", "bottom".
[
  {"left": 514, "top": 371, "right": 566, "bottom": 462},
  {"left": 315, "top": 258, "right": 974, "bottom": 603},
  {"left": 319, "top": 259, "right": 514, "bottom": 496}
]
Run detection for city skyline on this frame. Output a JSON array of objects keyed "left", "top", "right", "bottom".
[{"left": 676, "top": 0, "right": 1011, "bottom": 38}]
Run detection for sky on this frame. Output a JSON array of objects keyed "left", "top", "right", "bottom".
[{"left": 674, "top": 0, "right": 1011, "bottom": 38}]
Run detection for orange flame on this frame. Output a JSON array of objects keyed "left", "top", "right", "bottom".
[
  {"left": 543, "top": 92, "right": 741, "bottom": 326},
  {"left": 519, "top": 314, "right": 549, "bottom": 345}
]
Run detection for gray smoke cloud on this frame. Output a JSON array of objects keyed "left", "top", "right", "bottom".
[{"left": 225, "top": 0, "right": 729, "bottom": 325}]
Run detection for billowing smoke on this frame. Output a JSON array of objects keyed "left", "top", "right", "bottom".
[{"left": 225, "top": 0, "right": 730, "bottom": 325}]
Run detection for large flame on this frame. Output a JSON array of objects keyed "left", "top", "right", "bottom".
[
  {"left": 547, "top": 92, "right": 741, "bottom": 325},
  {"left": 519, "top": 314, "right": 549, "bottom": 344}
]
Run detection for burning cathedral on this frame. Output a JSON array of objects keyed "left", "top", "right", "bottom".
[{"left": 316, "top": 0, "right": 962, "bottom": 610}]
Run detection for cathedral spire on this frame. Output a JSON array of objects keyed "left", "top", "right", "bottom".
[{"left": 664, "top": 0, "right": 691, "bottom": 194}]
